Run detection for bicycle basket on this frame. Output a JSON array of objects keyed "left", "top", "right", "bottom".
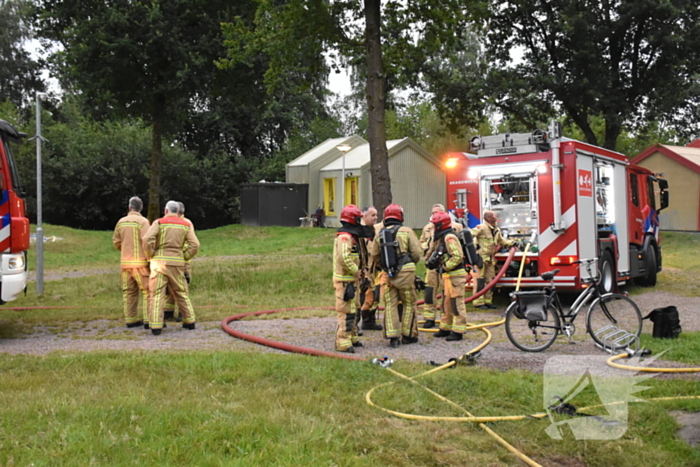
[{"left": 513, "top": 291, "right": 548, "bottom": 321}]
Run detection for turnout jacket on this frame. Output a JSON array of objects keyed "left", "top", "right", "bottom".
[
  {"left": 112, "top": 211, "right": 150, "bottom": 269},
  {"left": 144, "top": 214, "right": 199, "bottom": 266},
  {"left": 369, "top": 224, "right": 422, "bottom": 274},
  {"left": 471, "top": 223, "right": 514, "bottom": 263},
  {"left": 426, "top": 231, "right": 466, "bottom": 277},
  {"left": 333, "top": 232, "right": 362, "bottom": 282},
  {"left": 420, "top": 221, "right": 463, "bottom": 256}
]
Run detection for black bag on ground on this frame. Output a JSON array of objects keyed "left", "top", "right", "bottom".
[{"left": 643, "top": 306, "right": 682, "bottom": 339}]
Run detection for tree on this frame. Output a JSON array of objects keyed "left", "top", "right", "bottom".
[
  {"left": 35, "top": 0, "right": 259, "bottom": 220},
  {"left": 434, "top": 0, "right": 700, "bottom": 150},
  {"left": 0, "top": 0, "right": 45, "bottom": 111},
  {"left": 220, "top": 0, "right": 472, "bottom": 214}
]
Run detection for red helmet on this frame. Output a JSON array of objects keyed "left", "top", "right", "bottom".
[
  {"left": 430, "top": 211, "right": 452, "bottom": 232},
  {"left": 383, "top": 203, "right": 404, "bottom": 222},
  {"left": 340, "top": 204, "right": 362, "bottom": 225}
]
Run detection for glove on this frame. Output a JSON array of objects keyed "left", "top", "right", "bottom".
[
  {"left": 184, "top": 272, "right": 191, "bottom": 284},
  {"left": 414, "top": 276, "right": 426, "bottom": 291},
  {"left": 342, "top": 282, "right": 356, "bottom": 301}
]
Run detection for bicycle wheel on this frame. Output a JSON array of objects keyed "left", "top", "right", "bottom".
[
  {"left": 505, "top": 301, "right": 561, "bottom": 352},
  {"left": 586, "top": 294, "right": 642, "bottom": 349}
]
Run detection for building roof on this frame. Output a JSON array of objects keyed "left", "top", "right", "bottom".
[
  {"left": 631, "top": 143, "right": 700, "bottom": 174},
  {"left": 319, "top": 139, "right": 406, "bottom": 171},
  {"left": 287, "top": 137, "right": 353, "bottom": 167}
]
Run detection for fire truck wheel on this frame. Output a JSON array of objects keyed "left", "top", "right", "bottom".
[
  {"left": 633, "top": 244, "right": 658, "bottom": 287},
  {"left": 598, "top": 250, "right": 615, "bottom": 295},
  {"left": 641, "top": 248, "right": 658, "bottom": 287}
]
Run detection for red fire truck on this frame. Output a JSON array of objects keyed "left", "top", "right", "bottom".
[
  {"left": 0, "top": 120, "right": 29, "bottom": 303},
  {"left": 445, "top": 121, "right": 668, "bottom": 293}
]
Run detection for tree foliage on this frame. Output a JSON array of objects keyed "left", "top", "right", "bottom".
[
  {"left": 433, "top": 0, "right": 700, "bottom": 150},
  {"left": 220, "top": 0, "right": 472, "bottom": 214},
  {"left": 0, "top": 0, "right": 45, "bottom": 112},
  {"left": 35, "top": 0, "right": 261, "bottom": 220},
  {"left": 4, "top": 98, "right": 245, "bottom": 230}
]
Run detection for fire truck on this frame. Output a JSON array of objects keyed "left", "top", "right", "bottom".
[
  {"left": 0, "top": 120, "right": 29, "bottom": 303},
  {"left": 445, "top": 121, "right": 669, "bottom": 293}
]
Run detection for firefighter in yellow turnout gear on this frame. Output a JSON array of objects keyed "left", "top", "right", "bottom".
[
  {"left": 370, "top": 204, "right": 422, "bottom": 348},
  {"left": 427, "top": 211, "right": 468, "bottom": 341},
  {"left": 163, "top": 202, "right": 194, "bottom": 322},
  {"left": 332, "top": 205, "right": 373, "bottom": 353},
  {"left": 419, "top": 204, "right": 463, "bottom": 328},
  {"left": 471, "top": 210, "right": 516, "bottom": 309},
  {"left": 144, "top": 200, "right": 200, "bottom": 335},
  {"left": 112, "top": 196, "right": 151, "bottom": 327}
]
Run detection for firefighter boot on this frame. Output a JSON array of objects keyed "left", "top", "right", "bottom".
[
  {"left": 164, "top": 311, "right": 174, "bottom": 321},
  {"left": 389, "top": 338, "right": 400, "bottom": 348},
  {"left": 434, "top": 329, "right": 451, "bottom": 338},
  {"left": 446, "top": 332, "right": 463, "bottom": 342},
  {"left": 401, "top": 335, "right": 419, "bottom": 345},
  {"left": 423, "top": 320, "right": 436, "bottom": 329},
  {"left": 362, "top": 309, "right": 383, "bottom": 331}
]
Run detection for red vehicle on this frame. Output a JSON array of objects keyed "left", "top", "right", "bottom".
[
  {"left": 0, "top": 120, "right": 29, "bottom": 303},
  {"left": 445, "top": 121, "right": 668, "bottom": 293}
]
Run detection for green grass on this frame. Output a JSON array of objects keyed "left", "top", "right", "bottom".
[
  {"left": 0, "top": 352, "right": 698, "bottom": 467},
  {"left": 1, "top": 225, "right": 698, "bottom": 466}
]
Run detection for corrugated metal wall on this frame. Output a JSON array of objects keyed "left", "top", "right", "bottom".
[
  {"left": 639, "top": 152, "right": 699, "bottom": 231},
  {"left": 388, "top": 147, "right": 446, "bottom": 229}
]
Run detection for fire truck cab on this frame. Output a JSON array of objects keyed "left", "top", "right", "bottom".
[
  {"left": 446, "top": 121, "right": 668, "bottom": 293},
  {"left": 0, "top": 120, "right": 29, "bottom": 303}
]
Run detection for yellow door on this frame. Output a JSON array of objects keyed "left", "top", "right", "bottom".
[
  {"left": 344, "top": 177, "right": 358, "bottom": 207},
  {"left": 323, "top": 178, "right": 336, "bottom": 215}
]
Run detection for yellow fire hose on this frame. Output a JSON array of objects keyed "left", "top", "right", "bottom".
[
  {"left": 366, "top": 242, "right": 699, "bottom": 465},
  {"left": 365, "top": 243, "right": 546, "bottom": 466}
]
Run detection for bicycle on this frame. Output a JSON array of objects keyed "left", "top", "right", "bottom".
[{"left": 504, "top": 258, "right": 642, "bottom": 352}]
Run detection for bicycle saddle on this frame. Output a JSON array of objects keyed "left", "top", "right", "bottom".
[{"left": 541, "top": 269, "right": 560, "bottom": 281}]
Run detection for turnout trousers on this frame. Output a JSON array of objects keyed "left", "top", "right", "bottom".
[
  {"left": 422, "top": 268, "right": 442, "bottom": 321},
  {"left": 121, "top": 267, "right": 150, "bottom": 325},
  {"left": 334, "top": 279, "right": 361, "bottom": 351},
  {"left": 149, "top": 262, "right": 195, "bottom": 330},
  {"left": 438, "top": 273, "right": 467, "bottom": 334},
  {"left": 472, "top": 260, "right": 496, "bottom": 306},
  {"left": 384, "top": 271, "right": 418, "bottom": 339}
]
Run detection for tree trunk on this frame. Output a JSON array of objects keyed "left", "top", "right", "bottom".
[
  {"left": 364, "top": 0, "right": 392, "bottom": 216},
  {"left": 603, "top": 114, "right": 622, "bottom": 151},
  {"left": 147, "top": 114, "right": 164, "bottom": 222}
]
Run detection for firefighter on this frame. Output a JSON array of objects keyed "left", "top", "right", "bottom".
[
  {"left": 426, "top": 211, "right": 468, "bottom": 341},
  {"left": 332, "top": 205, "right": 370, "bottom": 353},
  {"left": 471, "top": 210, "right": 517, "bottom": 310},
  {"left": 144, "top": 200, "right": 200, "bottom": 335},
  {"left": 112, "top": 196, "right": 151, "bottom": 328},
  {"left": 355, "top": 206, "right": 383, "bottom": 332},
  {"left": 420, "top": 204, "right": 463, "bottom": 328},
  {"left": 163, "top": 202, "right": 194, "bottom": 322},
  {"left": 369, "top": 204, "right": 422, "bottom": 348}
]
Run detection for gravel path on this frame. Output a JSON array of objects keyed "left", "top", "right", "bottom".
[{"left": 1, "top": 290, "right": 698, "bottom": 378}]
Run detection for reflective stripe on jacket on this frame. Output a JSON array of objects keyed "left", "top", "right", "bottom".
[
  {"left": 471, "top": 223, "right": 513, "bottom": 262},
  {"left": 113, "top": 211, "right": 150, "bottom": 269},
  {"left": 333, "top": 232, "right": 360, "bottom": 281},
  {"left": 144, "top": 214, "right": 199, "bottom": 266}
]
